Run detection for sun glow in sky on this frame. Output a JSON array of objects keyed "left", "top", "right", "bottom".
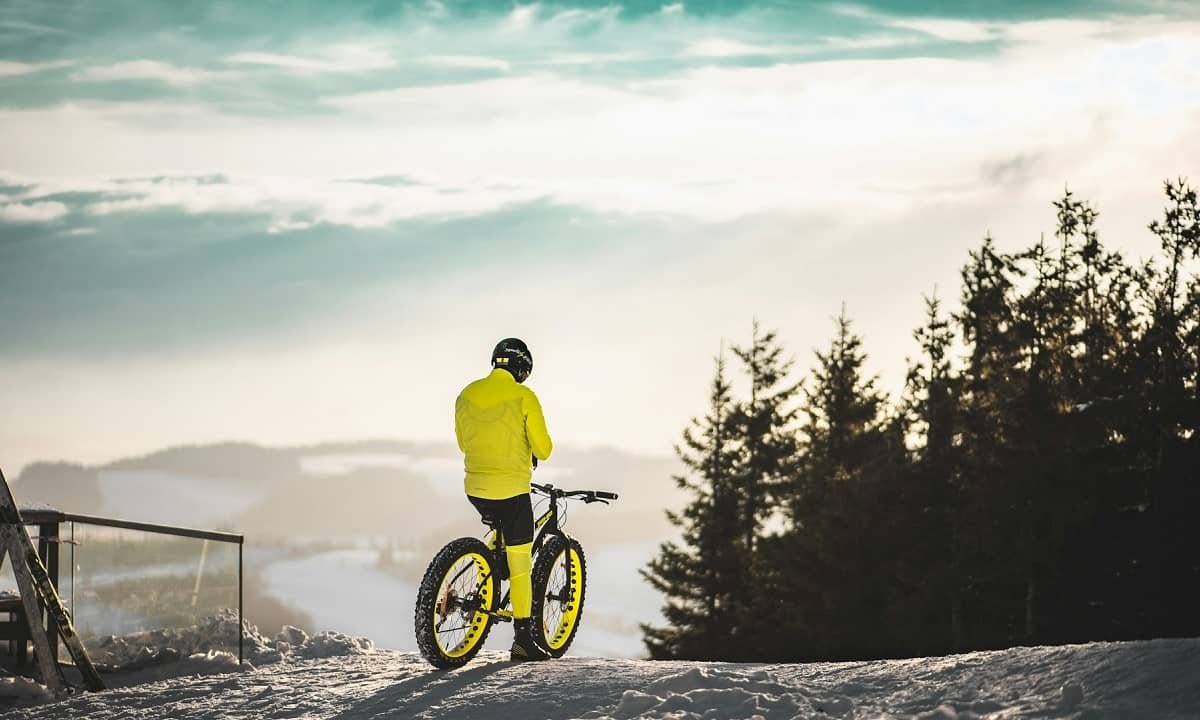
[{"left": 2, "top": 1, "right": 1198, "bottom": 473}]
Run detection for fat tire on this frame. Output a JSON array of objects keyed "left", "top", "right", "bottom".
[
  {"left": 414, "top": 537, "right": 496, "bottom": 669},
  {"left": 530, "top": 535, "right": 587, "bottom": 658}
]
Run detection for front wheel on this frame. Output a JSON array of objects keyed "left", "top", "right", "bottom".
[
  {"left": 531, "top": 535, "right": 587, "bottom": 657},
  {"left": 414, "top": 537, "right": 497, "bottom": 669}
]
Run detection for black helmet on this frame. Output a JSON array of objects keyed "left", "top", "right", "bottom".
[{"left": 492, "top": 338, "right": 533, "bottom": 383}]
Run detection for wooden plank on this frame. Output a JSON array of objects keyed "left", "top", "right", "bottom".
[
  {"left": 1, "top": 528, "right": 65, "bottom": 692},
  {"left": 0, "top": 467, "right": 105, "bottom": 692}
]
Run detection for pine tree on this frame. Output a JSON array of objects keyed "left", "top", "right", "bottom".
[
  {"left": 900, "top": 291, "right": 964, "bottom": 652},
  {"left": 955, "top": 235, "right": 1026, "bottom": 648},
  {"left": 727, "top": 321, "right": 801, "bottom": 657},
  {"left": 1139, "top": 178, "right": 1200, "bottom": 637},
  {"left": 782, "top": 307, "right": 900, "bottom": 658},
  {"left": 641, "top": 350, "right": 744, "bottom": 659},
  {"left": 729, "top": 321, "right": 801, "bottom": 551},
  {"left": 1047, "top": 190, "right": 1139, "bottom": 641},
  {"left": 1011, "top": 232, "right": 1073, "bottom": 642}
]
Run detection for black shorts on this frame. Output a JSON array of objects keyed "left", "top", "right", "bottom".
[{"left": 468, "top": 494, "right": 534, "bottom": 546}]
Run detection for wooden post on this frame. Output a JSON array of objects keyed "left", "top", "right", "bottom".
[
  {"left": 0, "top": 467, "right": 104, "bottom": 692},
  {"left": 38, "top": 522, "right": 61, "bottom": 662},
  {"left": 1, "top": 527, "right": 65, "bottom": 691}
]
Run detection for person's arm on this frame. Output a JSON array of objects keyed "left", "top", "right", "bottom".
[{"left": 524, "top": 391, "right": 553, "bottom": 461}]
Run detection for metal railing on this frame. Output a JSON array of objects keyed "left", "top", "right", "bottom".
[{"left": 7, "top": 508, "right": 245, "bottom": 666}]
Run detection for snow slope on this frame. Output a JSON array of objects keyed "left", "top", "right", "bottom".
[{"left": 5, "top": 637, "right": 1200, "bottom": 719}]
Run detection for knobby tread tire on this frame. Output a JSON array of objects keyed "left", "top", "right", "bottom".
[
  {"left": 414, "top": 536, "right": 496, "bottom": 669},
  {"left": 530, "top": 535, "right": 587, "bottom": 658}
]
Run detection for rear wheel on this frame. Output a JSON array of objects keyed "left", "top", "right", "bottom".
[
  {"left": 414, "top": 537, "right": 497, "bottom": 669},
  {"left": 531, "top": 535, "right": 586, "bottom": 657}
]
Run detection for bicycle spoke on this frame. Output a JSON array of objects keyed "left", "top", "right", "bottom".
[
  {"left": 542, "top": 550, "right": 572, "bottom": 643},
  {"left": 447, "top": 562, "right": 475, "bottom": 589},
  {"left": 434, "top": 554, "right": 489, "bottom": 654}
]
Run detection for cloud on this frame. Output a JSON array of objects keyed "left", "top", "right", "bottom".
[
  {"left": 981, "top": 153, "right": 1045, "bottom": 187},
  {"left": 890, "top": 18, "right": 1000, "bottom": 43},
  {"left": 682, "top": 38, "right": 788, "bottom": 58},
  {"left": 425, "top": 55, "right": 511, "bottom": 71},
  {"left": 71, "top": 60, "right": 237, "bottom": 87},
  {"left": 0, "top": 201, "right": 67, "bottom": 223},
  {"left": 819, "top": 33, "right": 916, "bottom": 51},
  {"left": 545, "top": 5, "right": 622, "bottom": 28},
  {"left": 826, "top": 3, "right": 876, "bottom": 20},
  {"left": 507, "top": 3, "right": 540, "bottom": 31},
  {"left": 0, "top": 20, "right": 71, "bottom": 36},
  {"left": 225, "top": 45, "right": 395, "bottom": 74},
  {"left": 829, "top": 3, "right": 999, "bottom": 43},
  {"left": 542, "top": 51, "right": 645, "bottom": 66},
  {"left": 1, "top": 15, "right": 1197, "bottom": 228},
  {"left": 266, "top": 218, "right": 313, "bottom": 234},
  {"left": 684, "top": 33, "right": 914, "bottom": 59},
  {"left": 661, "top": 3, "right": 684, "bottom": 16},
  {"left": 422, "top": 0, "right": 448, "bottom": 18},
  {"left": 0, "top": 60, "right": 71, "bottom": 78},
  {"left": 9, "top": 173, "right": 541, "bottom": 230},
  {"left": 65, "top": 226, "right": 96, "bottom": 235},
  {"left": 320, "top": 74, "right": 633, "bottom": 123}
]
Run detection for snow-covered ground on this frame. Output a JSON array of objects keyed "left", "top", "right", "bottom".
[{"left": 4, "top": 637, "right": 1198, "bottom": 719}]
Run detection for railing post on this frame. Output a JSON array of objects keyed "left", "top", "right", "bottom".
[
  {"left": 39, "top": 522, "right": 61, "bottom": 662},
  {"left": 238, "top": 542, "right": 244, "bottom": 666}
]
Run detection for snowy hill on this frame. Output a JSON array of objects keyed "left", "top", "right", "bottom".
[{"left": 6, "top": 637, "right": 1199, "bottom": 719}]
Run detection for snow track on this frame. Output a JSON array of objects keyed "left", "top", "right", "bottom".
[{"left": 5, "top": 638, "right": 1200, "bottom": 719}]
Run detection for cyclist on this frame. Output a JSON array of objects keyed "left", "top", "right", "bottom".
[{"left": 455, "top": 338, "right": 554, "bottom": 661}]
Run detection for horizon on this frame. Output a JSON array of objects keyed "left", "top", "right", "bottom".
[
  {"left": 3, "top": 0, "right": 1199, "bottom": 475},
  {"left": 5, "top": 435, "right": 675, "bottom": 481}
]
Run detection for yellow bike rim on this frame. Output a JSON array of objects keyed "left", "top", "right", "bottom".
[
  {"left": 433, "top": 552, "right": 493, "bottom": 659},
  {"left": 541, "top": 545, "right": 583, "bottom": 651}
]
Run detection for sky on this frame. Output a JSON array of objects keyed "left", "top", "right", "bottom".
[{"left": 2, "top": 0, "right": 1199, "bottom": 475}]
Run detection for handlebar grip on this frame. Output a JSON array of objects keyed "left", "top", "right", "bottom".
[
  {"left": 594, "top": 491, "right": 618, "bottom": 500},
  {"left": 532, "top": 455, "right": 538, "bottom": 469}
]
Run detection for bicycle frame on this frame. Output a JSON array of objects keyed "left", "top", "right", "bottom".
[{"left": 470, "top": 483, "right": 615, "bottom": 621}]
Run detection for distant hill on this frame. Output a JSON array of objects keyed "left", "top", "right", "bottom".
[
  {"left": 9, "top": 461, "right": 102, "bottom": 513},
  {"left": 10, "top": 440, "right": 681, "bottom": 543},
  {"left": 103, "top": 441, "right": 303, "bottom": 485}
]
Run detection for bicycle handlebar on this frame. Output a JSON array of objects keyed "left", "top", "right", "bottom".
[{"left": 531, "top": 482, "right": 619, "bottom": 504}]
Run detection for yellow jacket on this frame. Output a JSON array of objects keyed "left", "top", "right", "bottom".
[{"left": 455, "top": 368, "right": 553, "bottom": 500}]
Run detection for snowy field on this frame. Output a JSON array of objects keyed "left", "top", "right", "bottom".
[{"left": 5, "top": 637, "right": 1199, "bottom": 719}]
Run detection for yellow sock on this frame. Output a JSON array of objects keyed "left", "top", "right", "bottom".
[{"left": 507, "top": 542, "right": 533, "bottom": 619}]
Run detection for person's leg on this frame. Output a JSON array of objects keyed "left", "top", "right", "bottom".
[
  {"left": 468, "top": 495, "right": 509, "bottom": 578},
  {"left": 507, "top": 543, "right": 533, "bottom": 617},
  {"left": 484, "top": 494, "right": 548, "bottom": 661},
  {"left": 500, "top": 495, "right": 535, "bottom": 620},
  {"left": 465, "top": 494, "right": 537, "bottom": 618}
]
